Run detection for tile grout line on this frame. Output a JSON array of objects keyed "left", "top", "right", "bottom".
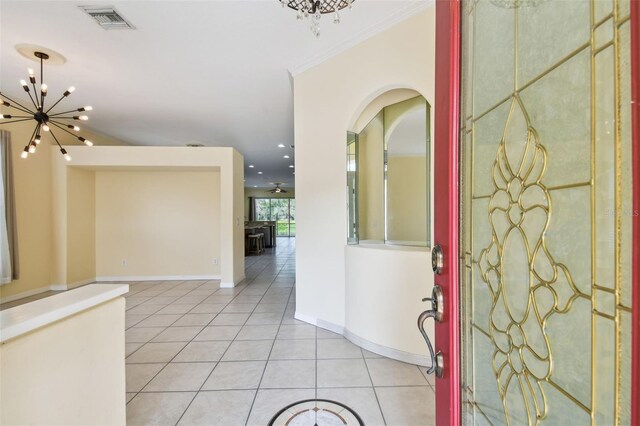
[
  {"left": 172, "top": 254, "right": 282, "bottom": 426},
  {"left": 362, "top": 349, "right": 388, "bottom": 425},
  {"left": 243, "top": 260, "right": 296, "bottom": 426}
]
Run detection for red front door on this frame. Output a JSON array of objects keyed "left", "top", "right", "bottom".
[{"left": 432, "top": 0, "right": 640, "bottom": 425}]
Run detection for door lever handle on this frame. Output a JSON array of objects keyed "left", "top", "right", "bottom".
[{"left": 417, "top": 285, "right": 444, "bottom": 378}]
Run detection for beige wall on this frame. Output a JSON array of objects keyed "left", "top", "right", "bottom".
[
  {"left": 95, "top": 170, "right": 221, "bottom": 278},
  {"left": 294, "top": 8, "right": 435, "bottom": 327},
  {"left": 387, "top": 156, "right": 428, "bottom": 243},
  {"left": 0, "top": 297, "right": 126, "bottom": 425},
  {"left": 244, "top": 187, "right": 296, "bottom": 220},
  {"left": 0, "top": 119, "right": 128, "bottom": 300},
  {"left": 50, "top": 146, "right": 245, "bottom": 287},
  {"left": 67, "top": 167, "right": 96, "bottom": 286}
]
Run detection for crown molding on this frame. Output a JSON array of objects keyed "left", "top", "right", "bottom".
[{"left": 288, "top": 0, "right": 433, "bottom": 77}]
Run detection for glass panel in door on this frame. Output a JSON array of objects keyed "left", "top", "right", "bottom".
[
  {"left": 459, "top": 0, "right": 633, "bottom": 424},
  {"left": 289, "top": 199, "right": 296, "bottom": 237},
  {"left": 270, "top": 198, "right": 291, "bottom": 237}
]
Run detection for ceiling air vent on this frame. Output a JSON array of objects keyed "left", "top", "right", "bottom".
[{"left": 79, "top": 6, "right": 135, "bottom": 30}]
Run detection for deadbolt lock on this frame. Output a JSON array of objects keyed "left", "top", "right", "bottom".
[{"left": 432, "top": 245, "right": 444, "bottom": 275}]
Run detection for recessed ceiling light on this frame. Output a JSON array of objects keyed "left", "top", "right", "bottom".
[
  {"left": 248, "top": 165, "right": 254, "bottom": 168},
  {"left": 289, "top": 165, "right": 294, "bottom": 168},
  {"left": 278, "top": 144, "right": 285, "bottom": 148},
  {"left": 258, "top": 171, "right": 263, "bottom": 174},
  {"left": 283, "top": 155, "right": 290, "bottom": 159},
  {"left": 253, "top": 185, "right": 258, "bottom": 188}
]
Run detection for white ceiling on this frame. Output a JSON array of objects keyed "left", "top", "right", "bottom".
[{"left": 0, "top": 0, "right": 427, "bottom": 187}]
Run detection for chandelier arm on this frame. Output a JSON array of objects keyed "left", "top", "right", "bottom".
[
  {"left": 25, "top": 90, "right": 39, "bottom": 111},
  {"left": 28, "top": 124, "right": 38, "bottom": 144},
  {"left": 49, "top": 121, "right": 81, "bottom": 139},
  {"left": 47, "top": 128, "right": 65, "bottom": 150},
  {"left": 0, "top": 92, "right": 34, "bottom": 114},
  {"left": 52, "top": 117, "right": 79, "bottom": 120},
  {"left": 0, "top": 118, "right": 33, "bottom": 125},
  {"left": 3, "top": 115, "right": 32, "bottom": 119},
  {"left": 49, "top": 109, "right": 81, "bottom": 117},
  {"left": 45, "top": 95, "right": 67, "bottom": 114},
  {"left": 39, "top": 56, "right": 45, "bottom": 110},
  {"left": 31, "top": 81, "right": 41, "bottom": 109}
]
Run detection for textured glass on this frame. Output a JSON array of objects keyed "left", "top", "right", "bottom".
[
  {"left": 594, "top": 46, "right": 616, "bottom": 287},
  {"left": 517, "top": 0, "right": 590, "bottom": 85},
  {"left": 460, "top": 0, "right": 632, "bottom": 424},
  {"left": 595, "top": 288, "right": 616, "bottom": 317},
  {"left": 594, "top": 316, "right": 616, "bottom": 424},
  {"left": 594, "top": 0, "right": 614, "bottom": 22},
  {"left": 473, "top": 1, "right": 514, "bottom": 115},
  {"left": 619, "top": 22, "right": 633, "bottom": 308},
  {"left": 519, "top": 50, "right": 591, "bottom": 189},
  {"left": 594, "top": 18, "right": 615, "bottom": 50}
]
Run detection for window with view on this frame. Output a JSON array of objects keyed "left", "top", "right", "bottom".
[{"left": 253, "top": 198, "right": 296, "bottom": 237}]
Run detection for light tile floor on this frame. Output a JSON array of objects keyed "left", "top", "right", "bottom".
[{"left": 121, "top": 238, "right": 435, "bottom": 425}]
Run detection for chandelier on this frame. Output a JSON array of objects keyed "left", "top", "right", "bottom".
[
  {"left": 280, "top": 0, "right": 354, "bottom": 37},
  {"left": 0, "top": 51, "right": 93, "bottom": 162}
]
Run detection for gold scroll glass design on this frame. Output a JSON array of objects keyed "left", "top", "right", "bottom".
[
  {"left": 459, "top": 0, "right": 633, "bottom": 424},
  {"left": 476, "top": 95, "right": 588, "bottom": 424}
]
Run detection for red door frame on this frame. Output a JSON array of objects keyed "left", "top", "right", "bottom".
[
  {"left": 433, "top": 0, "right": 461, "bottom": 425},
  {"left": 434, "top": 0, "right": 640, "bottom": 425},
  {"left": 630, "top": 0, "right": 640, "bottom": 424}
]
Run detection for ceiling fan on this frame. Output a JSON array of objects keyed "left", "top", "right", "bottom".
[{"left": 267, "top": 183, "right": 288, "bottom": 194}]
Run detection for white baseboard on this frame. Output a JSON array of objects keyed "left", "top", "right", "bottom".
[
  {"left": 220, "top": 282, "right": 235, "bottom": 288},
  {"left": 343, "top": 329, "right": 428, "bottom": 367},
  {"left": 0, "top": 286, "right": 52, "bottom": 304},
  {"left": 49, "top": 284, "right": 68, "bottom": 291},
  {"left": 295, "top": 311, "right": 428, "bottom": 367},
  {"left": 294, "top": 312, "right": 319, "bottom": 326},
  {"left": 95, "top": 275, "right": 221, "bottom": 282}
]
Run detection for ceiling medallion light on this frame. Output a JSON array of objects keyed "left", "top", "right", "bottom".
[
  {"left": 280, "top": 0, "right": 354, "bottom": 37},
  {"left": 0, "top": 51, "right": 93, "bottom": 161}
]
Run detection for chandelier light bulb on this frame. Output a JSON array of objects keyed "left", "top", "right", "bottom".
[
  {"left": 297, "top": 8, "right": 303, "bottom": 20},
  {"left": 1, "top": 51, "right": 94, "bottom": 162},
  {"left": 334, "top": 11, "right": 340, "bottom": 24},
  {"left": 61, "top": 148, "right": 71, "bottom": 161}
]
